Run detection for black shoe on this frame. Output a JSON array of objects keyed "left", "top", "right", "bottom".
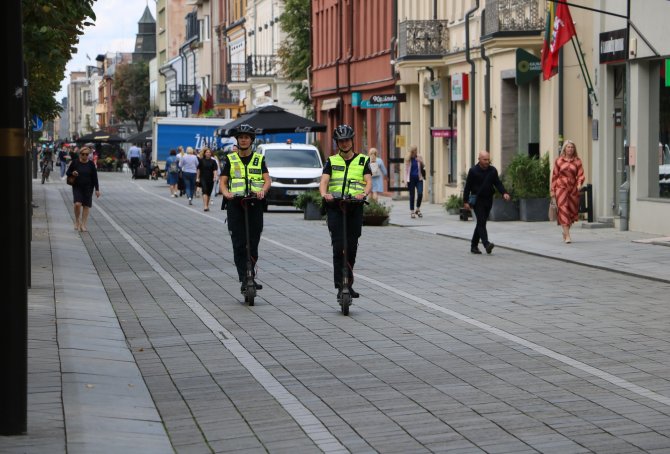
[
  {"left": 470, "top": 247, "right": 482, "bottom": 254},
  {"left": 485, "top": 243, "right": 495, "bottom": 254},
  {"left": 240, "top": 282, "right": 246, "bottom": 293},
  {"left": 349, "top": 287, "right": 360, "bottom": 298},
  {"left": 337, "top": 288, "right": 342, "bottom": 300},
  {"left": 254, "top": 280, "right": 263, "bottom": 290}
]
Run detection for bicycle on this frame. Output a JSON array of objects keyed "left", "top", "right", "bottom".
[{"left": 40, "top": 158, "right": 51, "bottom": 184}]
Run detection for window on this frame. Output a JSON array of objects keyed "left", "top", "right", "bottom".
[{"left": 199, "top": 15, "right": 210, "bottom": 42}]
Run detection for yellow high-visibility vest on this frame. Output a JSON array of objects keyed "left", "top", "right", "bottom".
[
  {"left": 228, "top": 152, "right": 264, "bottom": 195},
  {"left": 327, "top": 153, "right": 368, "bottom": 197}
]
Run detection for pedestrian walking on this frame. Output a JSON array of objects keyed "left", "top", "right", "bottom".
[
  {"left": 463, "top": 150, "right": 511, "bottom": 254},
  {"left": 219, "top": 124, "right": 271, "bottom": 292},
  {"left": 165, "top": 149, "right": 180, "bottom": 197},
  {"left": 197, "top": 147, "right": 218, "bottom": 211},
  {"left": 320, "top": 124, "right": 372, "bottom": 299},
  {"left": 368, "top": 148, "right": 387, "bottom": 201},
  {"left": 176, "top": 146, "right": 186, "bottom": 196},
  {"left": 57, "top": 146, "right": 68, "bottom": 179},
  {"left": 403, "top": 145, "right": 425, "bottom": 218},
  {"left": 551, "top": 140, "right": 585, "bottom": 244},
  {"left": 128, "top": 143, "right": 142, "bottom": 178},
  {"left": 66, "top": 146, "right": 100, "bottom": 232},
  {"left": 179, "top": 147, "right": 199, "bottom": 205}
]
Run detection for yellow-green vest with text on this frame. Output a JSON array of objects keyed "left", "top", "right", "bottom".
[
  {"left": 327, "top": 153, "right": 368, "bottom": 197},
  {"left": 228, "top": 152, "right": 264, "bottom": 195}
]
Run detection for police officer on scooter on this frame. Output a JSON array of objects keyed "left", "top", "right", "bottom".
[
  {"left": 320, "top": 124, "right": 372, "bottom": 299},
  {"left": 220, "top": 124, "right": 271, "bottom": 293}
]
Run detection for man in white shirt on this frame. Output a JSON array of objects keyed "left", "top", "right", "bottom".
[{"left": 128, "top": 143, "right": 142, "bottom": 178}]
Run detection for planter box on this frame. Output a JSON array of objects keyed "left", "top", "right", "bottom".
[
  {"left": 303, "top": 202, "right": 323, "bottom": 220},
  {"left": 446, "top": 208, "right": 460, "bottom": 215},
  {"left": 519, "top": 197, "right": 550, "bottom": 222},
  {"left": 489, "top": 199, "right": 519, "bottom": 221},
  {"left": 363, "top": 215, "right": 389, "bottom": 226}
]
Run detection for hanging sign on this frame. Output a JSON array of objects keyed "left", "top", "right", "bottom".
[
  {"left": 515, "top": 48, "right": 541, "bottom": 85},
  {"left": 451, "top": 73, "right": 468, "bottom": 101}
]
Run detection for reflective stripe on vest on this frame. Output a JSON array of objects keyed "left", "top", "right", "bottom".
[
  {"left": 327, "top": 153, "right": 368, "bottom": 197},
  {"left": 228, "top": 152, "right": 264, "bottom": 195}
]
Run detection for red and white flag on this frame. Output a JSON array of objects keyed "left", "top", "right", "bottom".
[{"left": 541, "top": 0, "right": 576, "bottom": 80}]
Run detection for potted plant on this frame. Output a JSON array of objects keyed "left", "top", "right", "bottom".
[
  {"left": 444, "top": 194, "right": 463, "bottom": 215},
  {"left": 293, "top": 190, "right": 323, "bottom": 220},
  {"left": 504, "top": 153, "right": 551, "bottom": 221},
  {"left": 363, "top": 199, "right": 391, "bottom": 226},
  {"left": 489, "top": 172, "right": 519, "bottom": 221}
]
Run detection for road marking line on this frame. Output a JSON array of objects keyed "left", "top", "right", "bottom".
[
  {"left": 133, "top": 183, "right": 670, "bottom": 408},
  {"left": 96, "top": 204, "right": 348, "bottom": 454}
]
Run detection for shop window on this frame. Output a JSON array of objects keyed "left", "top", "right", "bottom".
[{"left": 657, "top": 62, "right": 670, "bottom": 198}]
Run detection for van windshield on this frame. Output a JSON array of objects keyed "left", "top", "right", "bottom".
[{"left": 263, "top": 149, "right": 322, "bottom": 168}]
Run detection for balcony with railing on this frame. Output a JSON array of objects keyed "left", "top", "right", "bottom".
[
  {"left": 247, "top": 54, "right": 278, "bottom": 79},
  {"left": 397, "top": 20, "right": 449, "bottom": 61},
  {"left": 214, "top": 84, "right": 240, "bottom": 105},
  {"left": 482, "top": 0, "right": 545, "bottom": 38},
  {"left": 169, "top": 84, "right": 195, "bottom": 106},
  {"left": 228, "top": 62, "right": 248, "bottom": 83}
]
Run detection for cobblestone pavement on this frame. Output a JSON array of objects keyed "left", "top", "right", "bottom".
[{"left": 3, "top": 173, "right": 670, "bottom": 454}]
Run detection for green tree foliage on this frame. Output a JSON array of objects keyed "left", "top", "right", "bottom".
[
  {"left": 277, "top": 0, "right": 313, "bottom": 118},
  {"left": 113, "top": 61, "right": 150, "bottom": 132},
  {"left": 23, "top": 0, "right": 96, "bottom": 120}
]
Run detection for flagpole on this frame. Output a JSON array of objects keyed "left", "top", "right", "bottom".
[{"left": 558, "top": 48, "right": 564, "bottom": 152}]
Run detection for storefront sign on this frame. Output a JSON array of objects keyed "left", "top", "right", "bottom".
[
  {"left": 431, "top": 128, "right": 457, "bottom": 138},
  {"left": 451, "top": 73, "right": 469, "bottom": 101},
  {"left": 360, "top": 99, "right": 393, "bottom": 109},
  {"left": 515, "top": 48, "right": 541, "bottom": 85},
  {"left": 369, "top": 93, "right": 406, "bottom": 104},
  {"left": 351, "top": 92, "right": 361, "bottom": 107},
  {"left": 599, "top": 29, "right": 627, "bottom": 64}
]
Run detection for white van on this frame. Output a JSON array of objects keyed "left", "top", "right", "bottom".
[{"left": 255, "top": 142, "right": 323, "bottom": 206}]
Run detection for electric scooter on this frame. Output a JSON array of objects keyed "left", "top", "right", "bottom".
[
  {"left": 334, "top": 195, "right": 367, "bottom": 316},
  {"left": 239, "top": 194, "right": 259, "bottom": 306}
]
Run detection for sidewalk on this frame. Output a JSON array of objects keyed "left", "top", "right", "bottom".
[
  {"left": 2, "top": 178, "right": 669, "bottom": 453},
  {"left": 383, "top": 196, "right": 670, "bottom": 284}
]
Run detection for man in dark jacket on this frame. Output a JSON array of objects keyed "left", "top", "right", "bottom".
[{"left": 463, "top": 150, "right": 511, "bottom": 254}]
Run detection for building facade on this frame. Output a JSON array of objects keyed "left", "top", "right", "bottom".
[{"left": 311, "top": 0, "right": 396, "bottom": 160}]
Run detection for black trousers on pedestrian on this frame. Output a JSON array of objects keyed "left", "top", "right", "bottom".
[
  {"left": 227, "top": 198, "right": 264, "bottom": 282},
  {"left": 471, "top": 198, "right": 493, "bottom": 249},
  {"left": 326, "top": 204, "right": 363, "bottom": 288},
  {"left": 130, "top": 157, "right": 140, "bottom": 176}
]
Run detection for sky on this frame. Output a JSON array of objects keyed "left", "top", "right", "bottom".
[{"left": 56, "top": 0, "right": 157, "bottom": 101}]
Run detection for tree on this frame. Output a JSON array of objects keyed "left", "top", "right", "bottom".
[
  {"left": 113, "top": 61, "right": 150, "bottom": 132},
  {"left": 277, "top": 0, "right": 313, "bottom": 118},
  {"left": 22, "top": 0, "right": 96, "bottom": 120}
]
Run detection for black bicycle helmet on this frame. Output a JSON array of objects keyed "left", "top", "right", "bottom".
[
  {"left": 232, "top": 123, "right": 256, "bottom": 141},
  {"left": 333, "top": 124, "right": 355, "bottom": 141}
]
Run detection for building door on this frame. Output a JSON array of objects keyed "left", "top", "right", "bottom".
[
  {"left": 612, "top": 65, "right": 626, "bottom": 212},
  {"left": 386, "top": 121, "right": 411, "bottom": 193}
]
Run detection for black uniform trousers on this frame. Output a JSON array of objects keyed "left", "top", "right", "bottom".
[
  {"left": 471, "top": 197, "right": 493, "bottom": 249},
  {"left": 326, "top": 204, "right": 364, "bottom": 288},
  {"left": 226, "top": 198, "right": 264, "bottom": 282}
]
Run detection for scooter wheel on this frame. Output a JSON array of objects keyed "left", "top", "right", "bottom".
[
  {"left": 245, "top": 295, "right": 255, "bottom": 306},
  {"left": 340, "top": 294, "right": 351, "bottom": 315}
]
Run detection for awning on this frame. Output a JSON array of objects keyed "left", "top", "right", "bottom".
[{"left": 320, "top": 98, "right": 340, "bottom": 111}]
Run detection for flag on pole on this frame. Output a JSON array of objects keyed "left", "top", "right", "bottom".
[
  {"left": 191, "top": 90, "right": 202, "bottom": 115},
  {"left": 541, "top": 0, "right": 576, "bottom": 80}
]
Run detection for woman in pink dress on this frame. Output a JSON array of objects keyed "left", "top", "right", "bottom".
[{"left": 550, "top": 140, "right": 585, "bottom": 243}]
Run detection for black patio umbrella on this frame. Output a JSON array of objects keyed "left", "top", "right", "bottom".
[
  {"left": 75, "top": 129, "right": 125, "bottom": 143},
  {"left": 125, "top": 129, "right": 152, "bottom": 143},
  {"left": 218, "top": 105, "right": 326, "bottom": 136}
]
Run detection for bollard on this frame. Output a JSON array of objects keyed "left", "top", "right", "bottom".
[
  {"left": 618, "top": 180, "right": 629, "bottom": 231},
  {"left": 578, "top": 184, "right": 594, "bottom": 223}
]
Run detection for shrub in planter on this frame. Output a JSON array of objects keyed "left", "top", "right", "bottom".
[
  {"left": 443, "top": 194, "right": 463, "bottom": 215},
  {"left": 503, "top": 153, "right": 551, "bottom": 221},
  {"left": 293, "top": 190, "right": 323, "bottom": 220},
  {"left": 363, "top": 199, "right": 391, "bottom": 226}
]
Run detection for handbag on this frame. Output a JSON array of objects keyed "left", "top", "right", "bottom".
[
  {"left": 548, "top": 197, "right": 558, "bottom": 222},
  {"left": 66, "top": 175, "right": 76, "bottom": 186}
]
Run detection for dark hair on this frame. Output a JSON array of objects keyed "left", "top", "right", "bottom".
[{"left": 169, "top": 149, "right": 177, "bottom": 156}]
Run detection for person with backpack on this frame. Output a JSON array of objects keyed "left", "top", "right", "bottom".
[{"left": 165, "top": 149, "right": 180, "bottom": 197}]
